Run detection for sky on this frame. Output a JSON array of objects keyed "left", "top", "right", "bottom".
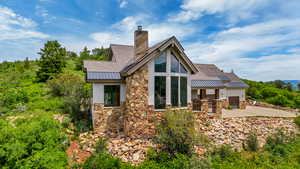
[{"left": 0, "top": 0, "right": 300, "bottom": 81}]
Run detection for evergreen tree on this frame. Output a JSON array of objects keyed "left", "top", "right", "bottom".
[
  {"left": 36, "top": 41, "right": 66, "bottom": 82},
  {"left": 297, "top": 83, "right": 300, "bottom": 91}
]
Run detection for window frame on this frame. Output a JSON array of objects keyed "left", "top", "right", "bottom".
[
  {"left": 153, "top": 50, "right": 189, "bottom": 110},
  {"left": 104, "top": 85, "right": 121, "bottom": 107}
]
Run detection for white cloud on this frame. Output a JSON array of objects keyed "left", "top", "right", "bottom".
[
  {"left": 169, "top": 0, "right": 270, "bottom": 23},
  {"left": 0, "top": 5, "right": 49, "bottom": 62},
  {"left": 119, "top": 0, "right": 128, "bottom": 8},
  {"left": 35, "top": 5, "right": 56, "bottom": 24},
  {"left": 0, "top": 5, "right": 49, "bottom": 40},
  {"left": 185, "top": 19, "right": 300, "bottom": 80},
  {"left": 89, "top": 15, "right": 198, "bottom": 47}
]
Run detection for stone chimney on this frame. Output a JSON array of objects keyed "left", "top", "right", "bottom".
[{"left": 134, "top": 26, "right": 148, "bottom": 60}]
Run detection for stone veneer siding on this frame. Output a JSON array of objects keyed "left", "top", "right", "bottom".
[
  {"left": 123, "top": 65, "right": 156, "bottom": 138},
  {"left": 93, "top": 103, "right": 124, "bottom": 136}
]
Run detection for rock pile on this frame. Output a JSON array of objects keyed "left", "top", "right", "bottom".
[{"left": 78, "top": 131, "right": 156, "bottom": 164}]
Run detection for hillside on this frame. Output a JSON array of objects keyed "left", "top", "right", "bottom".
[{"left": 244, "top": 79, "right": 300, "bottom": 109}]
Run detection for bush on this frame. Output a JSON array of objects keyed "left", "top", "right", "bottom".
[
  {"left": 211, "top": 145, "right": 237, "bottom": 160},
  {"left": 294, "top": 116, "right": 300, "bottom": 128},
  {"left": 0, "top": 115, "right": 68, "bottom": 168},
  {"left": 243, "top": 132, "right": 259, "bottom": 152},
  {"left": 83, "top": 153, "right": 133, "bottom": 169},
  {"left": 264, "top": 129, "right": 295, "bottom": 156},
  {"left": 95, "top": 138, "right": 108, "bottom": 154},
  {"left": 47, "top": 73, "right": 91, "bottom": 121},
  {"left": 140, "top": 150, "right": 211, "bottom": 169},
  {"left": 155, "top": 109, "right": 208, "bottom": 156}
]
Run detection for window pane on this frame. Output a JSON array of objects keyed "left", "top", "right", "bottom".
[
  {"left": 180, "top": 77, "right": 187, "bottom": 107},
  {"left": 171, "top": 53, "right": 179, "bottom": 72},
  {"left": 155, "top": 76, "right": 166, "bottom": 109},
  {"left": 104, "top": 85, "right": 120, "bottom": 107},
  {"left": 171, "top": 76, "right": 179, "bottom": 106},
  {"left": 155, "top": 53, "right": 166, "bottom": 72},
  {"left": 180, "top": 63, "right": 187, "bottom": 73}
]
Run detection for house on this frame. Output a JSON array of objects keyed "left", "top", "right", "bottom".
[{"left": 83, "top": 26, "right": 248, "bottom": 137}]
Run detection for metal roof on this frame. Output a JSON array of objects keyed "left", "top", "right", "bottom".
[
  {"left": 86, "top": 72, "right": 121, "bottom": 80},
  {"left": 225, "top": 82, "right": 249, "bottom": 88},
  {"left": 192, "top": 80, "right": 225, "bottom": 88}
]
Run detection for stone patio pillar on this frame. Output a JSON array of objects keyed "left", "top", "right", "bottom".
[{"left": 200, "top": 99, "right": 209, "bottom": 113}]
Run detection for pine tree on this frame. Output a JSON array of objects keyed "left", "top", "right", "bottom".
[{"left": 36, "top": 41, "right": 67, "bottom": 82}]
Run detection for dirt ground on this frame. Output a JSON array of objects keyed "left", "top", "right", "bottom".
[{"left": 222, "top": 106, "right": 297, "bottom": 118}]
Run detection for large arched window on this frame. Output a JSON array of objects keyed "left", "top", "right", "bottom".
[{"left": 154, "top": 51, "right": 188, "bottom": 109}]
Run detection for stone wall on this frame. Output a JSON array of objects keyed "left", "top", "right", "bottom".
[
  {"left": 195, "top": 115, "right": 298, "bottom": 149},
  {"left": 93, "top": 103, "right": 124, "bottom": 136}
]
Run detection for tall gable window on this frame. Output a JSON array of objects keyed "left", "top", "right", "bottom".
[
  {"left": 155, "top": 53, "right": 166, "bottom": 72},
  {"left": 155, "top": 76, "right": 166, "bottom": 109},
  {"left": 180, "top": 77, "right": 187, "bottom": 107},
  {"left": 104, "top": 85, "right": 120, "bottom": 107},
  {"left": 171, "top": 76, "right": 179, "bottom": 106},
  {"left": 171, "top": 53, "right": 179, "bottom": 72},
  {"left": 180, "top": 63, "right": 187, "bottom": 73},
  {"left": 153, "top": 50, "right": 189, "bottom": 109}
]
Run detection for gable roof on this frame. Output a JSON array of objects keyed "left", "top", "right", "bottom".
[
  {"left": 83, "top": 44, "right": 134, "bottom": 73},
  {"left": 191, "top": 64, "right": 249, "bottom": 88},
  {"left": 121, "top": 36, "right": 198, "bottom": 76}
]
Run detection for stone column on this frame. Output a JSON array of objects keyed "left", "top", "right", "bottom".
[
  {"left": 200, "top": 99, "right": 209, "bottom": 113},
  {"left": 239, "top": 101, "right": 246, "bottom": 109}
]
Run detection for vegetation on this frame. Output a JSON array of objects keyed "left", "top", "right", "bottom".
[
  {"left": 0, "top": 114, "right": 68, "bottom": 169},
  {"left": 37, "top": 41, "right": 67, "bottom": 82},
  {"left": 244, "top": 79, "right": 300, "bottom": 108},
  {"left": 243, "top": 132, "right": 259, "bottom": 152},
  {"left": 155, "top": 109, "right": 209, "bottom": 157}
]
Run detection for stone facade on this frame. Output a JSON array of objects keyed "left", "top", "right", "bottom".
[
  {"left": 200, "top": 100, "right": 209, "bottom": 112},
  {"left": 222, "top": 99, "right": 229, "bottom": 109},
  {"left": 93, "top": 103, "right": 124, "bottom": 136},
  {"left": 239, "top": 101, "right": 246, "bottom": 109},
  {"left": 123, "top": 65, "right": 155, "bottom": 138},
  {"left": 212, "top": 99, "right": 223, "bottom": 115}
]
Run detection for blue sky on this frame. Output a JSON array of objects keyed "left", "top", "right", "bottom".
[{"left": 0, "top": 0, "right": 300, "bottom": 81}]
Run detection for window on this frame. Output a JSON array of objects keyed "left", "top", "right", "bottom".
[
  {"left": 171, "top": 54, "right": 179, "bottom": 72},
  {"left": 171, "top": 76, "right": 179, "bottom": 106},
  {"left": 155, "top": 53, "right": 166, "bottom": 72},
  {"left": 104, "top": 85, "right": 120, "bottom": 107},
  {"left": 155, "top": 76, "right": 166, "bottom": 109},
  {"left": 180, "top": 77, "right": 187, "bottom": 107},
  {"left": 180, "top": 63, "right": 187, "bottom": 73}
]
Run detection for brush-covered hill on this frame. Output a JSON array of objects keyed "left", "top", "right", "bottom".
[{"left": 244, "top": 79, "right": 300, "bottom": 109}]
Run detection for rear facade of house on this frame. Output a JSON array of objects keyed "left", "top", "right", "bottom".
[{"left": 84, "top": 26, "right": 248, "bottom": 138}]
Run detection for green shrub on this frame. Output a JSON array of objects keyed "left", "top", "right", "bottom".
[
  {"left": 95, "top": 138, "right": 108, "bottom": 154},
  {"left": 264, "top": 129, "right": 295, "bottom": 156},
  {"left": 211, "top": 145, "right": 237, "bottom": 160},
  {"left": 47, "top": 73, "right": 91, "bottom": 121},
  {"left": 83, "top": 153, "right": 133, "bottom": 169},
  {"left": 0, "top": 114, "right": 68, "bottom": 168},
  {"left": 294, "top": 116, "right": 300, "bottom": 128},
  {"left": 62, "top": 116, "right": 72, "bottom": 128},
  {"left": 243, "top": 132, "right": 259, "bottom": 152},
  {"left": 155, "top": 109, "right": 208, "bottom": 156}
]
